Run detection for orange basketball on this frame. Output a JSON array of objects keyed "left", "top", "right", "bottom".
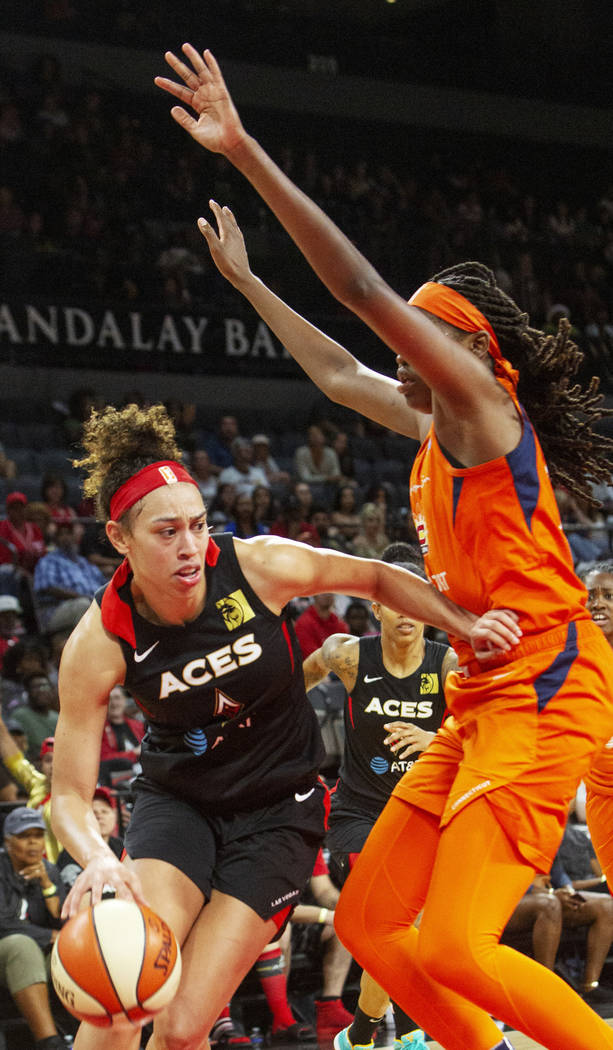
[{"left": 51, "top": 899, "right": 182, "bottom": 1027}]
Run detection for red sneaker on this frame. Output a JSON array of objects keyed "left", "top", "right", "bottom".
[{"left": 316, "top": 999, "right": 355, "bottom": 1037}]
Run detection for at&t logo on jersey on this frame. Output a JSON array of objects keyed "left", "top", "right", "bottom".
[
  {"left": 216, "top": 589, "right": 255, "bottom": 630},
  {"left": 370, "top": 756, "right": 389, "bottom": 775}
]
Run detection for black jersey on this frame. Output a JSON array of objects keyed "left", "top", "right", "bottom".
[
  {"left": 96, "top": 534, "right": 324, "bottom": 815},
  {"left": 331, "top": 635, "right": 449, "bottom": 821}
]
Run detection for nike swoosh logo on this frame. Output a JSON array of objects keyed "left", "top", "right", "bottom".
[
  {"left": 134, "top": 641, "right": 160, "bottom": 663},
  {"left": 295, "top": 789, "right": 315, "bottom": 803},
  {"left": 364, "top": 674, "right": 383, "bottom": 683}
]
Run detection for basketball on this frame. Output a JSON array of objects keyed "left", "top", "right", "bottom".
[{"left": 51, "top": 899, "right": 182, "bottom": 1028}]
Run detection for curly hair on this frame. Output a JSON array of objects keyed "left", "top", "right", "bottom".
[
  {"left": 74, "top": 403, "right": 182, "bottom": 520},
  {"left": 430, "top": 261, "right": 613, "bottom": 507}
]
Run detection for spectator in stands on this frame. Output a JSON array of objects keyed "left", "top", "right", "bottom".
[
  {"left": 550, "top": 821, "right": 613, "bottom": 1005},
  {"left": 44, "top": 596, "right": 91, "bottom": 691},
  {"left": 32, "top": 521, "right": 106, "bottom": 629},
  {"left": 57, "top": 785, "right": 123, "bottom": 888},
  {"left": 289, "top": 851, "right": 354, "bottom": 1038},
  {"left": 0, "top": 807, "right": 67, "bottom": 1050},
  {"left": 252, "top": 483, "right": 276, "bottom": 531},
  {"left": 164, "top": 398, "right": 198, "bottom": 455},
  {"left": 224, "top": 491, "right": 269, "bottom": 538},
  {"left": 365, "top": 482, "right": 396, "bottom": 528},
  {"left": 61, "top": 386, "right": 96, "bottom": 448},
  {"left": 251, "top": 433, "right": 291, "bottom": 488},
  {"left": 79, "top": 519, "right": 122, "bottom": 578},
  {"left": 10, "top": 674, "right": 58, "bottom": 762},
  {"left": 331, "top": 431, "right": 357, "bottom": 487},
  {"left": 309, "top": 504, "right": 339, "bottom": 549},
  {"left": 0, "top": 443, "right": 16, "bottom": 481},
  {"left": 293, "top": 481, "right": 315, "bottom": 521},
  {"left": 207, "top": 481, "right": 238, "bottom": 532},
  {"left": 205, "top": 413, "right": 241, "bottom": 472},
  {"left": 40, "top": 472, "right": 77, "bottom": 536},
  {"left": 0, "top": 718, "right": 59, "bottom": 861},
  {"left": 344, "top": 600, "right": 375, "bottom": 638},
  {"left": 99, "top": 684, "right": 144, "bottom": 770},
  {"left": 351, "top": 502, "right": 390, "bottom": 560},
  {"left": 189, "top": 448, "right": 218, "bottom": 506},
  {"left": 554, "top": 487, "right": 609, "bottom": 566},
  {"left": 502, "top": 878, "right": 563, "bottom": 972},
  {"left": 270, "top": 494, "right": 320, "bottom": 546},
  {"left": 0, "top": 594, "right": 23, "bottom": 671},
  {"left": 25, "top": 502, "right": 54, "bottom": 546},
  {"left": 0, "top": 492, "right": 46, "bottom": 574},
  {"left": 1, "top": 637, "right": 51, "bottom": 718},
  {"left": 294, "top": 425, "right": 341, "bottom": 486},
  {"left": 331, "top": 485, "right": 362, "bottom": 553},
  {"left": 218, "top": 437, "right": 269, "bottom": 497},
  {"left": 294, "top": 593, "right": 348, "bottom": 659}
]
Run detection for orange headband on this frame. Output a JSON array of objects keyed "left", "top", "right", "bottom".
[
  {"left": 408, "top": 281, "right": 519, "bottom": 393},
  {"left": 110, "top": 461, "right": 199, "bottom": 520}
]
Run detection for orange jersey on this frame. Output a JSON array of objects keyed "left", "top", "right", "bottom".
[
  {"left": 411, "top": 402, "right": 588, "bottom": 667},
  {"left": 585, "top": 740, "right": 613, "bottom": 796}
]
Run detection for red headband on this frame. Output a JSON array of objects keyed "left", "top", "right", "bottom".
[
  {"left": 408, "top": 281, "right": 519, "bottom": 393},
  {"left": 110, "top": 461, "right": 199, "bottom": 520}
]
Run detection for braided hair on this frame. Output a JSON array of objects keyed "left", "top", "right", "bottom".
[
  {"left": 430, "top": 261, "right": 613, "bottom": 507},
  {"left": 74, "top": 403, "right": 182, "bottom": 521}
]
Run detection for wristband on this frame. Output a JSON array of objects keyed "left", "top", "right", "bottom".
[
  {"left": 318, "top": 908, "right": 328, "bottom": 924},
  {"left": 42, "top": 884, "right": 58, "bottom": 898}
]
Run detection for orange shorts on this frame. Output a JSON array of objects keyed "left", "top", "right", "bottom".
[{"left": 393, "top": 619, "right": 613, "bottom": 872}]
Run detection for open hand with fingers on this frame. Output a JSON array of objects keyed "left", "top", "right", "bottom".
[
  {"left": 155, "top": 45, "right": 246, "bottom": 156},
  {"left": 62, "top": 852, "right": 148, "bottom": 920},
  {"left": 197, "top": 200, "right": 253, "bottom": 290}
]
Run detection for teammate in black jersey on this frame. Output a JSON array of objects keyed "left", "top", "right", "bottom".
[
  {"left": 303, "top": 563, "right": 455, "bottom": 1050},
  {"left": 50, "top": 404, "right": 519, "bottom": 1050}
]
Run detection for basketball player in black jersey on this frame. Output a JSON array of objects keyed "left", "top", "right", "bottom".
[
  {"left": 49, "top": 404, "right": 518, "bottom": 1050},
  {"left": 303, "top": 562, "right": 454, "bottom": 1050}
]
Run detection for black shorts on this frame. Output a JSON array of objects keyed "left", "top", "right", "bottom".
[
  {"left": 124, "top": 782, "right": 326, "bottom": 921},
  {"left": 327, "top": 808, "right": 377, "bottom": 856}
]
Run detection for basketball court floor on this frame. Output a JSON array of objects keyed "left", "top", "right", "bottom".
[{"left": 391, "top": 1019, "right": 613, "bottom": 1049}]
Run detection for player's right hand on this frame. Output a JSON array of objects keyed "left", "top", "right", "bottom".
[
  {"left": 62, "top": 853, "right": 147, "bottom": 919},
  {"left": 154, "top": 45, "right": 246, "bottom": 157}
]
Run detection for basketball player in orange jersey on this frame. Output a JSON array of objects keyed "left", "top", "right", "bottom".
[
  {"left": 49, "top": 404, "right": 513, "bottom": 1050},
  {"left": 155, "top": 44, "right": 613, "bottom": 1050},
  {"left": 303, "top": 559, "right": 454, "bottom": 1050},
  {"left": 582, "top": 562, "right": 613, "bottom": 925}
]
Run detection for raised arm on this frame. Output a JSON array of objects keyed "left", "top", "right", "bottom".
[
  {"left": 51, "top": 603, "right": 146, "bottom": 916},
  {"left": 155, "top": 46, "right": 496, "bottom": 412},
  {"left": 197, "top": 201, "right": 424, "bottom": 439}
]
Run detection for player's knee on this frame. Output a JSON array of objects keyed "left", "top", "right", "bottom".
[{"left": 156, "top": 1004, "right": 209, "bottom": 1050}]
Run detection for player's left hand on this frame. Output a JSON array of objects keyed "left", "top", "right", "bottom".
[
  {"left": 470, "top": 608, "right": 522, "bottom": 660},
  {"left": 383, "top": 722, "right": 433, "bottom": 758},
  {"left": 197, "top": 201, "right": 252, "bottom": 289},
  {"left": 155, "top": 45, "right": 246, "bottom": 156}
]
